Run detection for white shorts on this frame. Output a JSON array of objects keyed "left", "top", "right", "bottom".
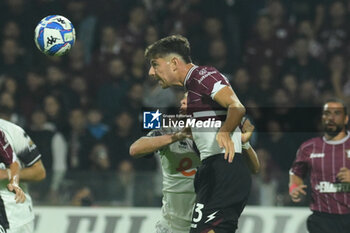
[{"left": 7, "top": 221, "right": 34, "bottom": 233}]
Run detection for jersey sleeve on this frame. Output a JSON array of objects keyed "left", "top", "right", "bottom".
[
  {"left": 199, "top": 69, "right": 230, "bottom": 99},
  {"left": 16, "top": 132, "right": 42, "bottom": 167},
  {"left": 146, "top": 129, "right": 164, "bottom": 137},
  {"left": 0, "top": 131, "right": 14, "bottom": 166},
  {"left": 290, "top": 146, "right": 310, "bottom": 179}
]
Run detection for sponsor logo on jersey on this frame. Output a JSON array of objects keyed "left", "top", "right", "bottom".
[
  {"left": 315, "top": 181, "right": 350, "bottom": 193},
  {"left": 310, "top": 153, "right": 325, "bottom": 158},
  {"left": 197, "top": 71, "right": 217, "bottom": 83}
]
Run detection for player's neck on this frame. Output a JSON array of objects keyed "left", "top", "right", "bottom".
[
  {"left": 324, "top": 130, "right": 347, "bottom": 141},
  {"left": 179, "top": 63, "right": 195, "bottom": 86}
]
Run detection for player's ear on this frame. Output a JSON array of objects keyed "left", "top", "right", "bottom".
[
  {"left": 170, "top": 57, "right": 179, "bottom": 71},
  {"left": 345, "top": 114, "right": 349, "bottom": 125}
]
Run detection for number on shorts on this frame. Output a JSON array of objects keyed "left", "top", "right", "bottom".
[{"left": 193, "top": 203, "right": 204, "bottom": 223}]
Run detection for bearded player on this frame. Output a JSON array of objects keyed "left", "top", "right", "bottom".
[{"left": 289, "top": 99, "right": 350, "bottom": 233}]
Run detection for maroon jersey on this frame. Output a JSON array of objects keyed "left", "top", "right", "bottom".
[
  {"left": 184, "top": 65, "right": 242, "bottom": 160},
  {"left": 0, "top": 130, "right": 14, "bottom": 166},
  {"left": 291, "top": 133, "right": 350, "bottom": 214}
]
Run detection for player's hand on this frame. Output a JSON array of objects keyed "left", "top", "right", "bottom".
[
  {"left": 336, "top": 167, "right": 350, "bottom": 183},
  {"left": 241, "top": 119, "right": 254, "bottom": 143},
  {"left": 216, "top": 131, "right": 235, "bottom": 163},
  {"left": 173, "top": 127, "right": 192, "bottom": 141},
  {"left": 289, "top": 184, "right": 307, "bottom": 203},
  {"left": 7, "top": 183, "right": 26, "bottom": 203}
]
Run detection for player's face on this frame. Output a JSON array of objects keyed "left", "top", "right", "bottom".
[
  {"left": 148, "top": 57, "right": 174, "bottom": 88},
  {"left": 322, "top": 102, "right": 349, "bottom": 137}
]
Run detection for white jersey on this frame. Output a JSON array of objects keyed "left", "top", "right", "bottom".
[
  {"left": 147, "top": 128, "right": 200, "bottom": 232},
  {"left": 0, "top": 119, "right": 41, "bottom": 230}
]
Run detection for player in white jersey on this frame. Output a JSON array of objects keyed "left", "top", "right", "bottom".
[
  {"left": 0, "top": 118, "right": 46, "bottom": 233},
  {"left": 130, "top": 94, "right": 259, "bottom": 233}
]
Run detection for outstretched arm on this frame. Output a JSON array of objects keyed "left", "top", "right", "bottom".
[{"left": 130, "top": 128, "right": 191, "bottom": 158}]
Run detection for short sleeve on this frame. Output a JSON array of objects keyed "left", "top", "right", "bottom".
[
  {"left": 199, "top": 70, "right": 230, "bottom": 99},
  {"left": 290, "top": 147, "right": 310, "bottom": 179},
  {"left": 146, "top": 129, "right": 164, "bottom": 137}
]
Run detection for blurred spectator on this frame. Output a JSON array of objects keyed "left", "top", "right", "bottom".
[
  {"left": 71, "top": 186, "right": 94, "bottom": 206},
  {"left": 281, "top": 73, "right": 298, "bottom": 104},
  {"left": 231, "top": 67, "right": 253, "bottom": 102},
  {"left": 65, "top": 0, "right": 97, "bottom": 63},
  {"left": 243, "top": 14, "right": 286, "bottom": 75},
  {"left": 144, "top": 25, "right": 159, "bottom": 46},
  {"left": 318, "top": 1, "right": 349, "bottom": 56},
  {"left": 69, "top": 75, "right": 92, "bottom": 110},
  {"left": 120, "top": 5, "right": 148, "bottom": 62},
  {"left": 130, "top": 48, "right": 147, "bottom": 82},
  {"left": 249, "top": 148, "right": 280, "bottom": 206},
  {"left": 89, "top": 143, "right": 111, "bottom": 171},
  {"left": 43, "top": 94, "right": 68, "bottom": 132},
  {"left": 27, "top": 109, "right": 67, "bottom": 203},
  {"left": 66, "top": 108, "right": 90, "bottom": 171},
  {"left": 0, "top": 92, "right": 25, "bottom": 127},
  {"left": 297, "top": 20, "right": 325, "bottom": 61},
  {"left": 329, "top": 53, "right": 350, "bottom": 104},
  {"left": 0, "top": 39, "right": 28, "bottom": 79},
  {"left": 282, "top": 36, "right": 325, "bottom": 87},
  {"left": 252, "top": 65, "right": 275, "bottom": 106},
  {"left": 19, "top": 71, "right": 46, "bottom": 119},
  {"left": 86, "top": 108, "right": 109, "bottom": 143},
  {"left": 267, "top": 0, "right": 294, "bottom": 44},
  {"left": 105, "top": 111, "right": 142, "bottom": 170},
  {"left": 97, "top": 57, "right": 131, "bottom": 119},
  {"left": 207, "top": 38, "right": 233, "bottom": 74}
]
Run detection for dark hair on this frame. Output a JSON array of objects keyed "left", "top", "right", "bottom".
[
  {"left": 144, "top": 35, "right": 192, "bottom": 63},
  {"left": 324, "top": 98, "right": 348, "bottom": 115}
]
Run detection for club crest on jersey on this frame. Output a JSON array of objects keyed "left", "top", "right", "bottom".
[
  {"left": 346, "top": 150, "right": 350, "bottom": 158},
  {"left": 199, "top": 68, "right": 207, "bottom": 75},
  {"left": 143, "top": 110, "right": 162, "bottom": 129}
]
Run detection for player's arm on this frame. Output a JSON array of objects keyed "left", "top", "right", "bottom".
[
  {"left": 130, "top": 128, "right": 191, "bottom": 158},
  {"left": 241, "top": 119, "right": 260, "bottom": 173},
  {"left": 289, "top": 173, "right": 307, "bottom": 202},
  {"left": 7, "top": 161, "right": 26, "bottom": 203},
  {"left": 18, "top": 160, "right": 46, "bottom": 182},
  {"left": 214, "top": 86, "right": 245, "bottom": 163},
  {"left": 242, "top": 146, "right": 260, "bottom": 174}
]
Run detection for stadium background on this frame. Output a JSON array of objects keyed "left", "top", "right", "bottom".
[{"left": 0, "top": 0, "right": 349, "bottom": 231}]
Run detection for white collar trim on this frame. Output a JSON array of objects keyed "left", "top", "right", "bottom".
[
  {"left": 184, "top": 65, "right": 198, "bottom": 86},
  {"left": 322, "top": 131, "right": 350, "bottom": 145}
]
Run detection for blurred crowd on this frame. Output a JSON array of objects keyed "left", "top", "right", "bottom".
[{"left": 0, "top": 0, "right": 349, "bottom": 206}]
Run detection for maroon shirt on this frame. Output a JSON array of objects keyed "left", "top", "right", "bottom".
[
  {"left": 0, "top": 130, "right": 14, "bottom": 166},
  {"left": 291, "top": 133, "right": 350, "bottom": 214},
  {"left": 184, "top": 65, "right": 230, "bottom": 121}
]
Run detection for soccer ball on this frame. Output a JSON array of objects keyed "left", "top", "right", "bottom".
[{"left": 34, "top": 15, "right": 76, "bottom": 56}]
